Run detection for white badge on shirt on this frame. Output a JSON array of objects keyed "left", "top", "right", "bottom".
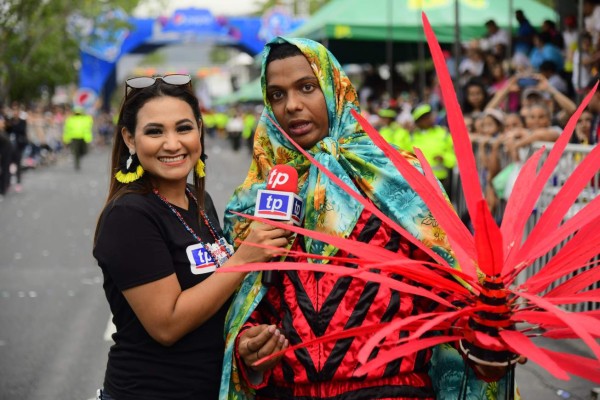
[{"left": 186, "top": 243, "right": 216, "bottom": 275}]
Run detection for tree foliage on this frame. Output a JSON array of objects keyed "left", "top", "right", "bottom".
[{"left": 0, "top": 0, "right": 139, "bottom": 105}]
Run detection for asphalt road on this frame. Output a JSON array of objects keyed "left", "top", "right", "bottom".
[{"left": 0, "top": 135, "right": 597, "bottom": 399}]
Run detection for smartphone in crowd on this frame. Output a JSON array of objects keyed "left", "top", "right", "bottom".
[{"left": 517, "top": 77, "right": 538, "bottom": 88}]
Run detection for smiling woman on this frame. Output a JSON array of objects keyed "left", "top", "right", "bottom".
[{"left": 91, "top": 75, "right": 292, "bottom": 399}]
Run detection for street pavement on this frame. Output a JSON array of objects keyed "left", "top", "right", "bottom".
[{"left": 0, "top": 135, "right": 597, "bottom": 399}]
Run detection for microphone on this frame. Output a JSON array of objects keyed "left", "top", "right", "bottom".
[{"left": 255, "top": 165, "right": 304, "bottom": 286}]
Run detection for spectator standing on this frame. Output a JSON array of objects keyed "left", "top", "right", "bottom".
[
  {"left": 378, "top": 108, "right": 411, "bottom": 151},
  {"left": 481, "top": 19, "right": 509, "bottom": 56},
  {"left": 62, "top": 106, "right": 93, "bottom": 171},
  {"left": 530, "top": 32, "right": 564, "bottom": 72},
  {"left": 242, "top": 107, "right": 258, "bottom": 155},
  {"left": 225, "top": 108, "right": 244, "bottom": 152},
  {"left": 6, "top": 102, "right": 28, "bottom": 193},
  {"left": 411, "top": 103, "right": 456, "bottom": 195},
  {"left": 584, "top": 0, "right": 600, "bottom": 44},
  {"left": 0, "top": 114, "right": 13, "bottom": 197},
  {"left": 572, "top": 32, "right": 597, "bottom": 93},
  {"left": 458, "top": 42, "right": 485, "bottom": 86},
  {"left": 562, "top": 15, "right": 579, "bottom": 85},
  {"left": 585, "top": 74, "right": 600, "bottom": 145},
  {"left": 514, "top": 9, "right": 537, "bottom": 55}
]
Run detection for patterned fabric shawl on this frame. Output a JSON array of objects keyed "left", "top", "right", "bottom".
[{"left": 219, "top": 37, "right": 512, "bottom": 400}]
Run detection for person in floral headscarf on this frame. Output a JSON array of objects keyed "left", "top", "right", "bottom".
[{"left": 220, "top": 37, "right": 517, "bottom": 400}]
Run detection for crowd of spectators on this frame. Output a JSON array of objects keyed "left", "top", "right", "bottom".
[
  {"left": 4, "top": 3, "right": 600, "bottom": 212},
  {"left": 356, "top": 3, "right": 600, "bottom": 217},
  {"left": 0, "top": 102, "right": 115, "bottom": 198}
]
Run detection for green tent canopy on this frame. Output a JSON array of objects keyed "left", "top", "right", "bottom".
[
  {"left": 291, "top": 0, "right": 557, "bottom": 43},
  {"left": 288, "top": 0, "right": 556, "bottom": 63}
]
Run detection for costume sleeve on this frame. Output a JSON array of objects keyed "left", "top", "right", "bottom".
[
  {"left": 234, "top": 309, "right": 274, "bottom": 390},
  {"left": 94, "top": 201, "right": 174, "bottom": 291}
]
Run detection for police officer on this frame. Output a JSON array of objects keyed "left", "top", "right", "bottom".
[
  {"left": 63, "top": 106, "right": 93, "bottom": 171},
  {"left": 410, "top": 104, "right": 456, "bottom": 197},
  {"left": 378, "top": 108, "right": 411, "bottom": 151}
]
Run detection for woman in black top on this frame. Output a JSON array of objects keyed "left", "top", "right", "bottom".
[{"left": 93, "top": 75, "right": 291, "bottom": 400}]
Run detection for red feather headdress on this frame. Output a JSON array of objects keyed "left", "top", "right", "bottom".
[{"left": 224, "top": 13, "right": 600, "bottom": 386}]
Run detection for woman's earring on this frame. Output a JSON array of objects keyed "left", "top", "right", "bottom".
[
  {"left": 115, "top": 148, "right": 144, "bottom": 183},
  {"left": 195, "top": 158, "right": 205, "bottom": 178}
]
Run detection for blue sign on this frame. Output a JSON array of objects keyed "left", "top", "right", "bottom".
[
  {"left": 256, "top": 191, "right": 292, "bottom": 219},
  {"left": 186, "top": 243, "right": 216, "bottom": 275},
  {"left": 163, "top": 8, "right": 219, "bottom": 34}
]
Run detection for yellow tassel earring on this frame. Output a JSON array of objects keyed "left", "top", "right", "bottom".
[
  {"left": 195, "top": 158, "right": 205, "bottom": 178},
  {"left": 115, "top": 149, "right": 144, "bottom": 183}
]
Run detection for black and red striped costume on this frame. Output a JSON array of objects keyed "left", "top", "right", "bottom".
[{"left": 236, "top": 208, "right": 445, "bottom": 400}]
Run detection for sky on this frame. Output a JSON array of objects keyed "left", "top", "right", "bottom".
[{"left": 134, "top": 0, "right": 262, "bottom": 17}]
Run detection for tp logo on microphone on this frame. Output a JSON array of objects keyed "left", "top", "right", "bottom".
[
  {"left": 255, "top": 190, "right": 303, "bottom": 224},
  {"left": 186, "top": 243, "right": 216, "bottom": 275},
  {"left": 266, "top": 165, "right": 298, "bottom": 193},
  {"left": 268, "top": 170, "right": 289, "bottom": 189},
  {"left": 255, "top": 190, "right": 292, "bottom": 219},
  {"left": 292, "top": 197, "right": 303, "bottom": 224}
]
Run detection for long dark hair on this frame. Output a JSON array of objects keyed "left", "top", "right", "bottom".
[{"left": 94, "top": 80, "right": 206, "bottom": 243}]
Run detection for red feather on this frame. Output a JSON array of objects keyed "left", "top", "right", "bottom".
[
  {"left": 522, "top": 219, "right": 600, "bottom": 293},
  {"left": 545, "top": 266, "right": 600, "bottom": 298},
  {"left": 504, "top": 85, "right": 597, "bottom": 271},
  {"left": 524, "top": 143, "right": 600, "bottom": 245},
  {"left": 421, "top": 13, "right": 483, "bottom": 221},
  {"left": 513, "top": 290, "right": 600, "bottom": 359},
  {"left": 351, "top": 109, "right": 478, "bottom": 277},
  {"left": 355, "top": 335, "right": 462, "bottom": 376},
  {"left": 540, "top": 349, "right": 600, "bottom": 384},
  {"left": 473, "top": 199, "right": 503, "bottom": 277},
  {"left": 500, "top": 147, "right": 545, "bottom": 269},
  {"left": 266, "top": 114, "right": 451, "bottom": 268},
  {"left": 232, "top": 11, "right": 600, "bottom": 387},
  {"left": 499, "top": 329, "right": 570, "bottom": 380}
]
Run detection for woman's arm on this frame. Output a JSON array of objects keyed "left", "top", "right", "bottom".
[
  {"left": 485, "top": 75, "right": 519, "bottom": 110},
  {"left": 123, "top": 222, "right": 291, "bottom": 346},
  {"left": 533, "top": 73, "right": 576, "bottom": 116}
]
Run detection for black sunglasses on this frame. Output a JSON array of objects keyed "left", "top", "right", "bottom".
[{"left": 125, "top": 74, "right": 192, "bottom": 98}]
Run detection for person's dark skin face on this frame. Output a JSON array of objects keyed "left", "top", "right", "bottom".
[
  {"left": 415, "top": 113, "right": 434, "bottom": 129},
  {"left": 266, "top": 55, "right": 329, "bottom": 150}
]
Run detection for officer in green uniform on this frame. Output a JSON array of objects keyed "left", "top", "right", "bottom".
[
  {"left": 242, "top": 108, "right": 258, "bottom": 154},
  {"left": 378, "top": 108, "right": 412, "bottom": 152},
  {"left": 63, "top": 106, "right": 93, "bottom": 171},
  {"left": 203, "top": 110, "right": 217, "bottom": 138},
  {"left": 410, "top": 104, "right": 456, "bottom": 196}
]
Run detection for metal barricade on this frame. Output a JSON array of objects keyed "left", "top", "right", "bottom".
[{"left": 450, "top": 141, "right": 599, "bottom": 312}]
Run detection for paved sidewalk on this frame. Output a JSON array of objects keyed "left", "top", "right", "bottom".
[{"left": 516, "top": 337, "right": 597, "bottom": 400}]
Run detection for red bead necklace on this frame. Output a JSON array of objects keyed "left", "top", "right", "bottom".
[{"left": 153, "top": 187, "right": 233, "bottom": 267}]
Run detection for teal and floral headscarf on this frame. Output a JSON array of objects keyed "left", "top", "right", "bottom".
[{"left": 219, "top": 37, "right": 515, "bottom": 400}]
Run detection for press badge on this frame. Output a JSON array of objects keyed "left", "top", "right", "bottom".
[{"left": 186, "top": 243, "right": 216, "bottom": 275}]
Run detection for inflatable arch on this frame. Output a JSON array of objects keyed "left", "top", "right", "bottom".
[{"left": 72, "top": 7, "right": 302, "bottom": 110}]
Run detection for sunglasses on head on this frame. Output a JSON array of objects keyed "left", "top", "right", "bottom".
[{"left": 125, "top": 74, "right": 192, "bottom": 98}]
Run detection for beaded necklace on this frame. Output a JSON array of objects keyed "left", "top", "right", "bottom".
[{"left": 153, "top": 187, "right": 234, "bottom": 268}]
